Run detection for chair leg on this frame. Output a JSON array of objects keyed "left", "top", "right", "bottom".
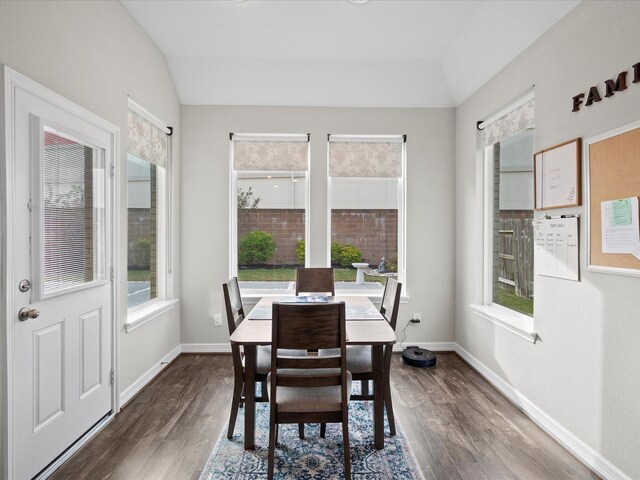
[
  {"left": 361, "top": 379, "right": 369, "bottom": 396},
  {"left": 320, "top": 423, "right": 326, "bottom": 438},
  {"left": 268, "top": 420, "right": 277, "bottom": 480},
  {"left": 260, "top": 381, "right": 268, "bottom": 401},
  {"left": 342, "top": 419, "right": 351, "bottom": 479},
  {"left": 298, "top": 423, "right": 305, "bottom": 439},
  {"left": 227, "top": 377, "right": 243, "bottom": 439},
  {"left": 384, "top": 380, "right": 396, "bottom": 436}
]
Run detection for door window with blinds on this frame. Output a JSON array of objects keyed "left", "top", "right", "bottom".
[
  {"left": 481, "top": 96, "right": 535, "bottom": 317},
  {"left": 127, "top": 107, "right": 169, "bottom": 309},
  {"left": 328, "top": 135, "right": 405, "bottom": 293},
  {"left": 33, "top": 124, "right": 107, "bottom": 299},
  {"left": 231, "top": 134, "right": 309, "bottom": 293}
]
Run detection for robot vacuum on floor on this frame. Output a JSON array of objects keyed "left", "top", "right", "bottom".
[{"left": 402, "top": 346, "right": 437, "bottom": 368}]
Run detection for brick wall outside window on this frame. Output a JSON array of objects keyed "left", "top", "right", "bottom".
[{"left": 237, "top": 208, "right": 397, "bottom": 266}]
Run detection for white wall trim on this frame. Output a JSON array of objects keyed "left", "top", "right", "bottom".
[
  {"left": 119, "top": 344, "right": 181, "bottom": 407},
  {"left": 181, "top": 342, "right": 232, "bottom": 353},
  {"left": 392, "top": 342, "right": 455, "bottom": 353},
  {"left": 454, "top": 344, "right": 632, "bottom": 480}
]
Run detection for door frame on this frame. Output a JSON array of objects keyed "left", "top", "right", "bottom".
[{"left": 1, "top": 65, "right": 120, "bottom": 480}]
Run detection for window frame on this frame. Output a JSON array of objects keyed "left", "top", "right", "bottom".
[
  {"left": 471, "top": 132, "right": 537, "bottom": 343},
  {"left": 125, "top": 101, "right": 177, "bottom": 331},
  {"left": 229, "top": 134, "right": 311, "bottom": 296},
  {"left": 326, "top": 135, "right": 407, "bottom": 296}
]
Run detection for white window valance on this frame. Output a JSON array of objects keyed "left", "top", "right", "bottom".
[
  {"left": 127, "top": 109, "right": 168, "bottom": 169},
  {"left": 329, "top": 135, "right": 404, "bottom": 178},
  {"left": 233, "top": 134, "right": 309, "bottom": 172},
  {"left": 482, "top": 98, "right": 535, "bottom": 148}
]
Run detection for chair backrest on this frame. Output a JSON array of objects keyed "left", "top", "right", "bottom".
[
  {"left": 295, "top": 267, "right": 335, "bottom": 295},
  {"left": 380, "top": 277, "right": 402, "bottom": 331},
  {"left": 270, "top": 302, "right": 347, "bottom": 393},
  {"left": 223, "top": 277, "right": 245, "bottom": 369}
]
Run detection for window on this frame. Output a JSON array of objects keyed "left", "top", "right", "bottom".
[
  {"left": 40, "top": 126, "right": 106, "bottom": 298},
  {"left": 328, "top": 135, "right": 405, "bottom": 294},
  {"left": 127, "top": 104, "right": 171, "bottom": 311},
  {"left": 481, "top": 96, "right": 535, "bottom": 318},
  {"left": 231, "top": 134, "right": 310, "bottom": 294}
]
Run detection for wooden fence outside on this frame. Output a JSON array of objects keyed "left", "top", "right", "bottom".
[{"left": 498, "top": 212, "right": 534, "bottom": 299}]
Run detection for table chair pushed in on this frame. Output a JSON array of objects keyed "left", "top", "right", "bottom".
[
  {"left": 320, "top": 277, "right": 402, "bottom": 437},
  {"left": 295, "top": 267, "right": 335, "bottom": 295},
  {"left": 223, "top": 277, "right": 307, "bottom": 440},
  {"left": 267, "top": 302, "right": 352, "bottom": 480}
]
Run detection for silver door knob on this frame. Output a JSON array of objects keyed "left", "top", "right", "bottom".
[{"left": 18, "top": 307, "right": 40, "bottom": 321}]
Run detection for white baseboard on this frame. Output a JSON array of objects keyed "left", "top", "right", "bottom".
[
  {"left": 181, "top": 342, "right": 231, "bottom": 353},
  {"left": 392, "top": 341, "right": 455, "bottom": 352},
  {"left": 119, "top": 344, "right": 181, "bottom": 407},
  {"left": 454, "top": 344, "right": 632, "bottom": 480}
]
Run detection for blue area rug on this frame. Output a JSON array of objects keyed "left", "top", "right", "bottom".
[{"left": 199, "top": 397, "right": 424, "bottom": 479}]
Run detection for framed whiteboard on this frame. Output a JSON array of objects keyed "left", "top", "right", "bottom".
[
  {"left": 534, "top": 216, "right": 580, "bottom": 281},
  {"left": 534, "top": 138, "right": 581, "bottom": 210}
]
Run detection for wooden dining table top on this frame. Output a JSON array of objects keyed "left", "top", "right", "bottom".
[{"left": 230, "top": 295, "right": 397, "bottom": 346}]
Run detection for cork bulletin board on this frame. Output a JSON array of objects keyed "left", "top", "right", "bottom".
[{"left": 585, "top": 121, "right": 640, "bottom": 275}]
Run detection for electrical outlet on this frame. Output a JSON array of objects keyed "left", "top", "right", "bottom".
[
  {"left": 214, "top": 313, "right": 222, "bottom": 326},
  {"left": 413, "top": 312, "right": 421, "bottom": 321}
]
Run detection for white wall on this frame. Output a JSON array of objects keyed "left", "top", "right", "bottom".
[
  {"left": 181, "top": 105, "right": 456, "bottom": 345},
  {"left": 455, "top": 1, "right": 640, "bottom": 478},
  {"left": 0, "top": 2, "right": 181, "bottom": 475}
]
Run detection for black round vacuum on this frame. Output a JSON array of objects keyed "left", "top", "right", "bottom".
[{"left": 402, "top": 346, "right": 437, "bottom": 367}]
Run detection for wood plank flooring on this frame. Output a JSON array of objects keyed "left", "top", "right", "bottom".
[{"left": 50, "top": 353, "right": 599, "bottom": 480}]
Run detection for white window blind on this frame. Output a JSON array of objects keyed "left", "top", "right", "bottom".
[
  {"left": 43, "top": 127, "right": 105, "bottom": 296},
  {"left": 233, "top": 134, "right": 309, "bottom": 171},
  {"left": 328, "top": 135, "right": 404, "bottom": 178},
  {"left": 481, "top": 97, "right": 535, "bottom": 148},
  {"left": 127, "top": 109, "right": 168, "bottom": 168}
]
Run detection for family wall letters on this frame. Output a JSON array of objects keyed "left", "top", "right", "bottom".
[{"left": 572, "top": 62, "right": 640, "bottom": 112}]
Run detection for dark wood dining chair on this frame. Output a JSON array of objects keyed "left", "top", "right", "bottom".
[
  {"left": 223, "top": 277, "right": 307, "bottom": 439},
  {"left": 267, "top": 302, "right": 352, "bottom": 480},
  {"left": 319, "top": 277, "right": 402, "bottom": 436},
  {"left": 295, "top": 267, "right": 335, "bottom": 295}
]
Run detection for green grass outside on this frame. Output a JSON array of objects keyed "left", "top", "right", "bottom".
[
  {"left": 128, "top": 270, "right": 151, "bottom": 281},
  {"left": 237, "top": 267, "right": 388, "bottom": 285},
  {"left": 497, "top": 289, "right": 533, "bottom": 316}
]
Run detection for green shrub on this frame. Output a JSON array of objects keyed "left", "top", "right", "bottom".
[
  {"left": 130, "top": 238, "right": 150, "bottom": 269},
  {"left": 386, "top": 255, "right": 398, "bottom": 272},
  {"left": 331, "top": 241, "right": 343, "bottom": 265},
  {"left": 338, "top": 245, "right": 362, "bottom": 266},
  {"left": 296, "top": 240, "right": 305, "bottom": 265},
  {"left": 330, "top": 241, "right": 362, "bottom": 266},
  {"left": 239, "top": 231, "right": 275, "bottom": 265}
]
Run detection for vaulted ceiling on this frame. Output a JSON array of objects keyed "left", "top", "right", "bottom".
[{"left": 122, "top": 0, "right": 580, "bottom": 108}]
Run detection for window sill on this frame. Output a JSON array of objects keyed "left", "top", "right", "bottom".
[
  {"left": 469, "top": 304, "right": 538, "bottom": 343},
  {"left": 242, "top": 292, "right": 410, "bottom": 306},
  {"left": 126, "top": 299, "right": 179, "bottom": 333}
]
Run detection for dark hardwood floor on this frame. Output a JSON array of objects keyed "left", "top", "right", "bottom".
[{"left": 50, "top": 353, "right": 599, "bottom": 480}]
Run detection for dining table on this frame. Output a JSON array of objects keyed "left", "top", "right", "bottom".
[{"left": 229, "top": 295, "right": 397, "bottom": 450}]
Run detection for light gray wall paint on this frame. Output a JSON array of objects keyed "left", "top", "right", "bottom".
[
  {"left": 455, "top": 1, "right": 640, "bottom": 477},
  {"left": 180, "top": 105, "right": 456, "bottom": 345},
  {"left": 0, "top": 3, "right": 181, "bottom": 473}
]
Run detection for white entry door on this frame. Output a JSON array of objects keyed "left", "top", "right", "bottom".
[{"left": 7, "top": 71, "right": 115, "bottom": 480}]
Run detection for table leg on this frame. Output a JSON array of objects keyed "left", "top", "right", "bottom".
[
  {"left": 372, "top": 344, "right": 384, "bottom": 449},
  {"left": 244, "top": 345, "right": 256, "bottom": 450}
]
